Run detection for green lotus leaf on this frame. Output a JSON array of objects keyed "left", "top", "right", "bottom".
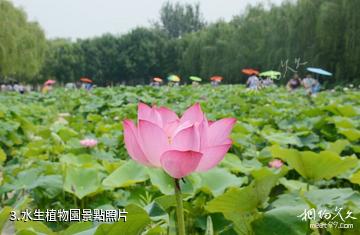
[
  {"left": 94, "top": 204, "right": 151, "bottom": 235},
  {"left": 271, "top": 145, "right": 358, "bottom": 181},
  {"left": 338, "top": 128, "right": 360, "bottom": 141},
  {"left": 102, "top": 160, "right": 149, "bottom": 189},
  {"left": 252, "top": 206, "right": 309, "bottom": 235},
  {"left": 350, "top": 171, "right": 360, "bottom": 185},
  {"left": 63, "top": 166, "right": 102, "bottom": 199}
]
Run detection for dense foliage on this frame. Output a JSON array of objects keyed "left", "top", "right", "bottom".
[
  {"left": 0, "top": 86, "right": 359, "bottom": 234},
  {"left": 37, "top": 0, "right": 360, "bottom": 86},
  {"left": 1, "top": 0, "right": 359, "bottom": 85},
  {"left": 0, "top": 0, "right": 46, "bottom": 81}
]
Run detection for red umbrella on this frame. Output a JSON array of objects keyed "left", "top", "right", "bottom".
[
  {"left": 242, "top": 69, "right": 259, "bottom": 76},
  {"left": 210, "top": 76, "right": 224, "bottom": 82},
  {"left": 44, "top": 80, "right": 56, "bottom": 85},
  {"left": 153, "top": 77, "right": 163, "bottom": 83},
  {"left": 80, "top": 77, "right": 93, "bottom": 83}
]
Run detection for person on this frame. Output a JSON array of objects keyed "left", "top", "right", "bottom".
[
  {"left": 211, "top": 80, "right": 219, "bottom": 87},
  {"left": 311, "top": 78, "right": 320, "bottom": 96},
  {"left": 191, "top": 81, "right": 199, "bottom": 86},
  {"left": 85, "top": 83, "right": 93, "bottom": 91},
  {"left": 13, "top": 82, "right": 20, "bottom": 92},
  {"left": 150, "top": 81, "right": 161, "bottom": 87},
  {"left": 42, "top": 84, "right": 54, "bottom": 94},
  {"left": 302, "top": 74, "right": 315, "bottom": 94},
  {"left": 262, "top": 77, "right": 274, "bottom": 87},
  {"left": 65, "top": 83, "right": 76, "bottom": 90},
  {"left": 42, "top": 85, "right": 50, "bottom": 94},
  {"left": 286, "top": 74, "right": 302, "bottom": 91},
  {"left": 246, "top": 73, "right": 260, "bottom": 90},
  {"left": 211, "top": 77, "right": 223, "bottom": 87},
  {"left": 18, "top": 84, "right": 25, "bottom": 94},
  {"left": 0, "top": 84, "right": 6, "bottom": 92},
  {"left": 168, "top": 81, "right": 179, "bottom": 87},
  {"left": 6, "top": 83, "right": 13, "bottom": 91}
]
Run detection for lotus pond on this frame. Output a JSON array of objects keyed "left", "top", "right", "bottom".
[{"left": 0, "top": 85, "right": 359, "bottom": 235}]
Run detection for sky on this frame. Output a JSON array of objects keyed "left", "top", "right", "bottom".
[{"left": 11, "top": 0, "right": 283, "bottom": 39}]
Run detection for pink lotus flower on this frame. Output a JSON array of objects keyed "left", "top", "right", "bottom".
[
  {"left": 123, "top": 103, "right": 236, "bottom": 179},
  {"left": 80, "top": 138, "right": 98, "bottom": 148},
  {"left": 269, "top": 159, "right": 283, "bottom": 169}
]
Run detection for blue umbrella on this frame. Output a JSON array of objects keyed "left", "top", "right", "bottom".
[{"left": 306, "top": 67, "right": 332, "bottom": 76}]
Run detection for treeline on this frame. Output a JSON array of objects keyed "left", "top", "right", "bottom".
[
  {"left": 1, "top": 0, "right": 360, "bottom": 85},
  {"left": 0, "top": 0, "right": 46, "bottom": 81},
  {"left": 39, "top": 1, "right": 206, "bottom": 86}
]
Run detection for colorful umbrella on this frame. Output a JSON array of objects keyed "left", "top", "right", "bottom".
[
  {"left": 210, "top": 76, "right": 224, "bottom": 82},
  {"left": 306, "top": 67, "right": 332, "bottom": 76},
  {"left": 44, "top": 80, "right": 56, "bottom": 85},
  {"left": 259, "top": 71, "right": 281, "bottom": 79},
  {"left": 153, "top": 77, "right": 163, "bottom": 83},
  {"left": 80, "top": 78, "right": 93, "bottom": 83},
  {"left": 167, "top": 75, "right": 180, "bottom": 82},
  {"left": 242, "top": 68, "right": 259, "bottom": 76},
  {"left": 189, "top": 76, "right": 202, "bottom": 82}
]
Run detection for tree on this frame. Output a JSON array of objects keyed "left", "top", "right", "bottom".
[
  {"left": 116, "top": 27, "right": 168, "bottom": 85},
  {"left": 159, "top": 1, "right": 205, "bottom": 38},
  {"left": 0, "top": 0, "right": 46, "bottom": 82},
  {"left": 40, "top": 39, "right": 83, "bottom": 83}
]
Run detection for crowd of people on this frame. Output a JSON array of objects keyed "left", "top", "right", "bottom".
[
  {"left": 286, "top": 73, "right": 320, "bottom": 95},
  {"left": 246, "top": 74, "right": 274, "bottom": 90},
  {"left": 0, "top": 83, "right": 29, "bottom": 94},
  {"left": 0, "top": 80, "right": 95, "bottom": 94},
  {"left": 42, "top": 81, "right": 94, "bottom": 94},
  {"left": 1, "top": 73, "right": 324, "bottom": 96},
  {"left": 244, "top": 72, "right": 321, "bottom": 96}
]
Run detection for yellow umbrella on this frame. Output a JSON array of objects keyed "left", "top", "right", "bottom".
[{"left": 167, "top": 75, "right": 180, "bottom": 82}]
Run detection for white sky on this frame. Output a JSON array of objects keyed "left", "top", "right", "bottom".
[{"left": 11, "top": 0, "right": 283, "bottom": 39}]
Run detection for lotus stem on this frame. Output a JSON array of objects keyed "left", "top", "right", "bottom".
[{"left": 174, "top": 178, "right": 185, "bottom": 235}]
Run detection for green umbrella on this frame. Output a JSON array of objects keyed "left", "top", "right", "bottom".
[
  {"left": 259, "top": 71, "right": 281, "bottom": 79},
  {"left": 189, "top": 76, "right": 202, "bottom": 82}
]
